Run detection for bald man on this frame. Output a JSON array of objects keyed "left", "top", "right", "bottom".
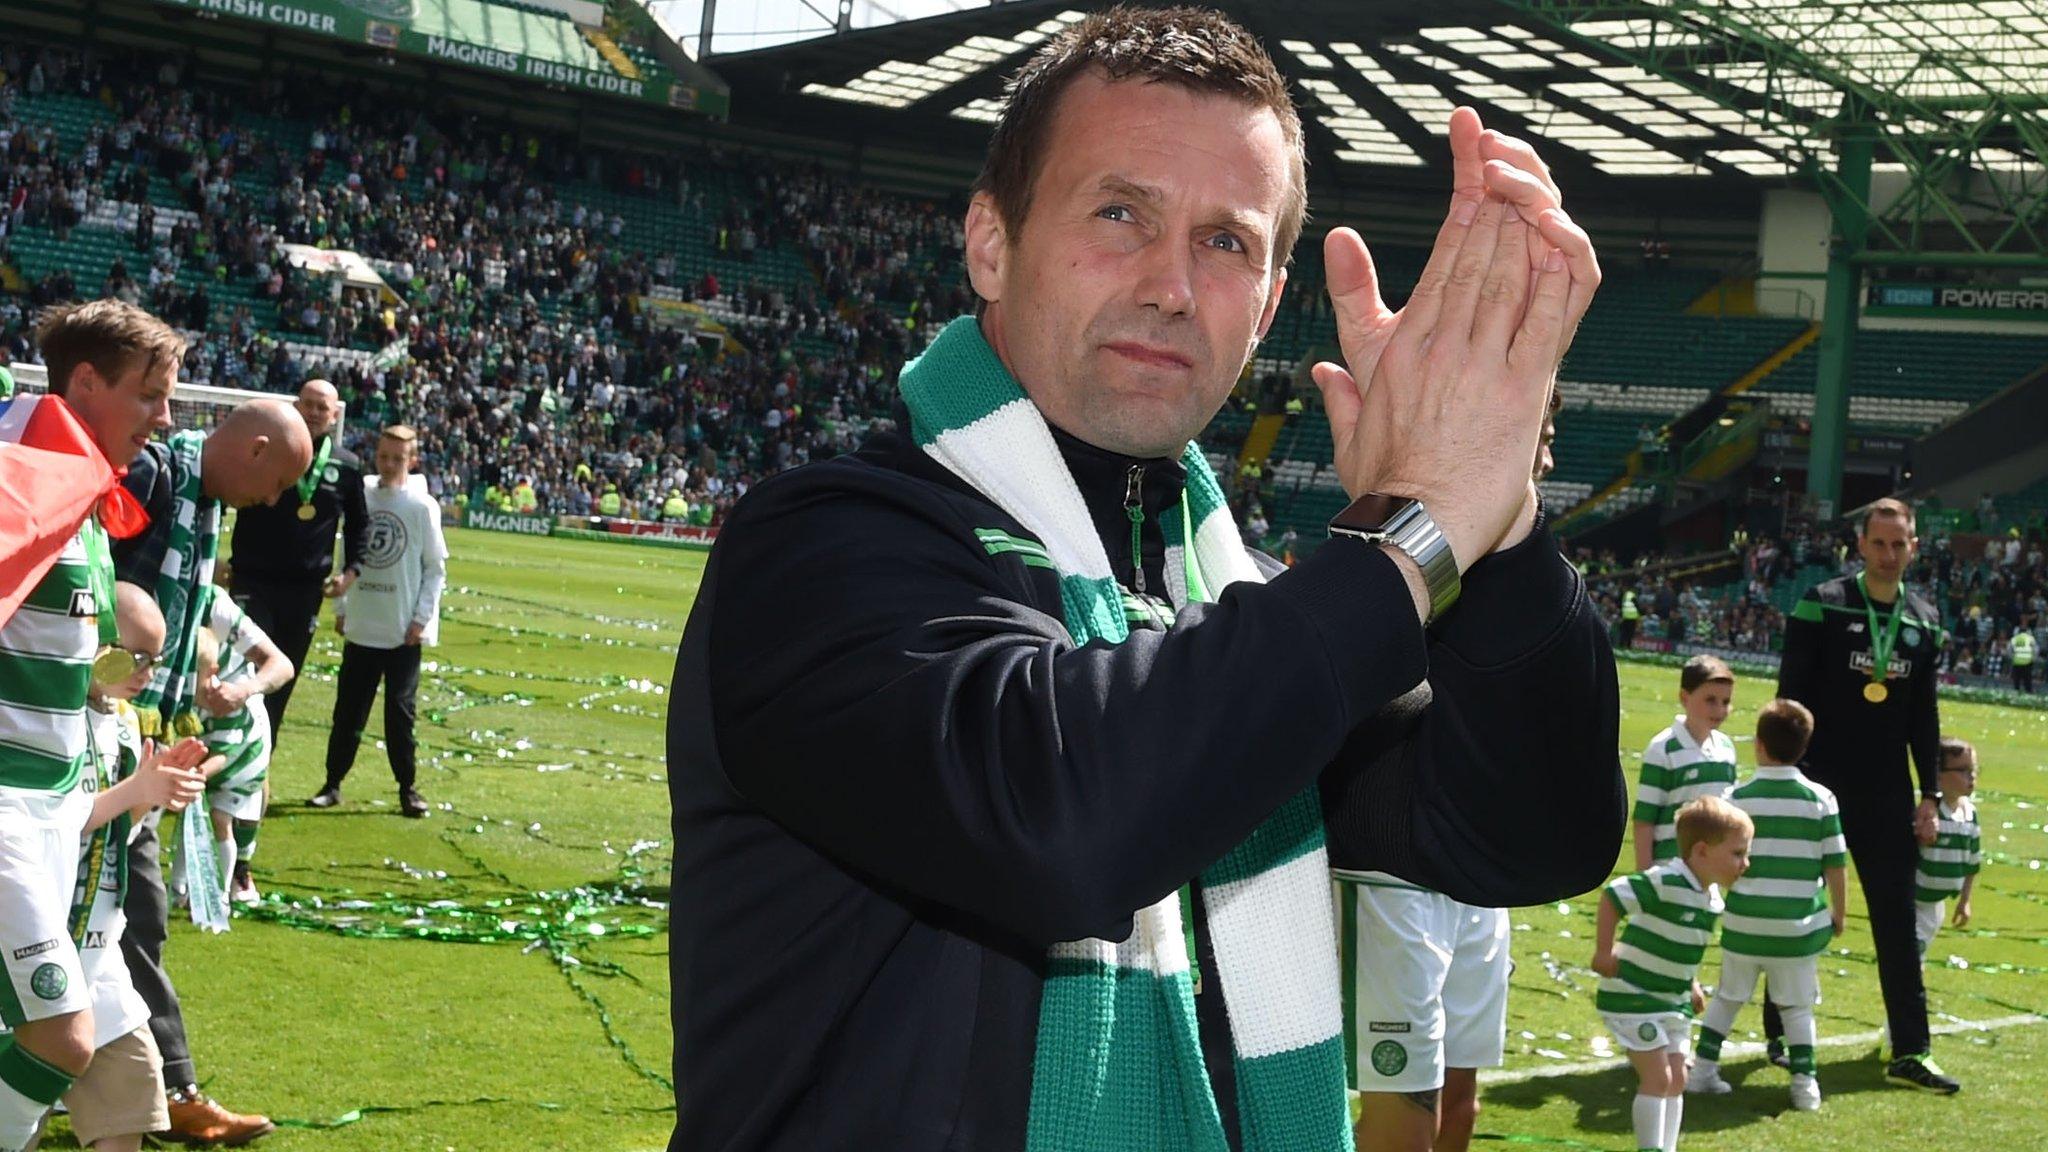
[
  {"left": 107, "top": 398, "right": 309, "bottom": 1147},
  {"left": 229, "top": 380, "right": 367, "bottom": 741}
]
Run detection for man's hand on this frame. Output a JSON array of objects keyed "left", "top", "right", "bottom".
[
  {"left": 324, "top": 569, "right": 356, "bottom": 598},
  {"left": 198, "top": 675, "right": 251, "bottom": 717},
  {"left": 335, "top": 615, "right": 346, "bottom": 639},
  {"left": 404, "top": 621, "right": 425, "bottom": 646},
  {"left": 1689, "top": 981, "right": 1707, "bottom": 1017},
  {"left": 1952, "top": 898, "right": 1972, "bottom": 929},
  {"left": 1914, "top": 798, "right": 1940, "bottom": 846},
  {"left": 1590, "top": 950, "right": 1618, "bottom": 979},
  {"left": 1311, "top": 107, "right": 1599, "bottom": 569}
]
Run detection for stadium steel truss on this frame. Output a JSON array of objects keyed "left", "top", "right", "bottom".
[{"left": 708, "top": 0, "right": 2048, "bottom": 512}]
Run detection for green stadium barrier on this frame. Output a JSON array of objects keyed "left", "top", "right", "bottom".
[{"left": 550, "top": 526, "right": 715, "bottom": 552}]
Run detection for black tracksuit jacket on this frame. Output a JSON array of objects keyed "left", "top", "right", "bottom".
[{"left": 666, "top": 419, "right": 1624, "bottom": 1151}]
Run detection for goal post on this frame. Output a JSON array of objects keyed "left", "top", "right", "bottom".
[{"left": 3, "top": 362, "right": 345, "bottom": 443}]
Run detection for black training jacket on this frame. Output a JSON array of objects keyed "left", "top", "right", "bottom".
[
  {"left": 229, "top": 437, "right": 368, "bottom": 583},
  {"left": 1777, "top": 574, "right": 1944, "bottom": 801},
  {"left": 665, "top": 418, "right": 1624, "bottom": 1152}
]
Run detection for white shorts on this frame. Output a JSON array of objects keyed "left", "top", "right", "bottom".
[
  {"left": 1915, "top": 900, "right": 1945, "bottom": 956},
  {"left": 0, "top": 786, "right": 94, "bottom": 1026},
  {"left": 1713, "top": 952, "right": 1820, "bottom": 1009},
  {"left": 1334, "top": 871, "right": 1510, "bottom": 1093},
  {"left": 1602, "top": 1012, "right": 1691, "bottom": 1056}
]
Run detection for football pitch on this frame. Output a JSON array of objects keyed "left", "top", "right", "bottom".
[{"left": 37, "top": 528, "right": 2047, "bottom": 1151}]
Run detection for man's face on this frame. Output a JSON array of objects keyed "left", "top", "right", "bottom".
[
  {"left": 296, "top": 385, "right": 342, "bottom": 439},
  {"left": 218, "top": 436, "right": 313, "bottom": 509},
  {"left": 66, "top": 359, "right": 174, "bottom": 466},
  {"left": 1859, "top": 514, "right": 1917, "bottom": 583},
  {"left": 967, "top": 74, "right": 1290, "bottom": 458},
  {"left": 376, "top": 438, "right": 414, "bottom": 482}
]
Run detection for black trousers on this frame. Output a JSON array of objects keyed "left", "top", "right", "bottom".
[
  {"left": 231, "top": 574, "right": 326, "bottom": 737},
  {"left": 1794, "top": 765, "right": 1931, "bottom": 1057},
  {"left": 121, "top": 821, "right": 196, "bottom": 1089},
  {"left": 324, "top": 641, "right": 422, "bottom": 791},
  {"left": 2018, "top": 663, "right": 2035, "bottom": 694}
]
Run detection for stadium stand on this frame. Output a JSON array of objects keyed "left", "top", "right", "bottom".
[{"left": 6, "top": 35, "right": 2048, "bottom": 550}]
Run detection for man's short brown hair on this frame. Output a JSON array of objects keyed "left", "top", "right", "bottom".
[
  {"left": 1679, "top": 654, "right": 1736, "bottom": 693},
  {"left": 1755, "top": 698, "right": 1814, "bottom": 765},
  {"left": 1861, "top": 497, "right": 1915, "bottom": 536},
  {"left": 34, "top": 300, "right": 185, "bottom": 398},
  {"left": 1675, "top": 795, "right": 1752, "bottom": 860},
  {"left": 975, "top": 5, "right": 1307, "bottom": 267}
]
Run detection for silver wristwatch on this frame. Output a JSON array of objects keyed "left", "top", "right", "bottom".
[{"left": 1327, "top": 493, "right": 1461, "bottom": 623}]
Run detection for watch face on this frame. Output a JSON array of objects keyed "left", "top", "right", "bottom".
[{"left": 1330, "top": 493, "right": 1416, "bottom": 535}]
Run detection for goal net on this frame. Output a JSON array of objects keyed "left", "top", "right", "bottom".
[{"left": 4, "top": 362, "right": 344, "bottom": 443}]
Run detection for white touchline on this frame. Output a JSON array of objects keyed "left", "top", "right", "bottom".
[{"left": 1477, "top": 1012, "right": 2047, "bottom": 1085}]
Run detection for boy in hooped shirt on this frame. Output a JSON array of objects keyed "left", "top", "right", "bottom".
[
  {"left": 1913, "top": 737, "right": 1982, "bottom": 957},
  {"left": 1594, "top": 797, "right": 1753, "bottom": 1152},
  {"left": 42, "top": 582, "right": 206, "bottom": 1152},
  {"left": 1688, "top": 699, "right": 1846, "bottom": 1111},
  {"left": 1633, "top": 657, "right": 1739, "bottom": 870},
  {"left": 190, "top": 583, "right": 295, "bottom": 905}
]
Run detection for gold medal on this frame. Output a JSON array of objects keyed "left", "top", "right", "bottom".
[
  {"left": 297, "top": 503, "right": 317, "bottom": 521},
  {"left": 1864, "top": 680, "right": 1889, "bottom": 704},
  {"left": 91, "top": 646, "right": 139, "bottom": 688}
]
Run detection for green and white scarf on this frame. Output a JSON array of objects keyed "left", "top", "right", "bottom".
[
  {"left": 134, "top": 430, "right": 220, "bottom": 739},
  {"left": 899, "top": 317, "right": 1351, "bottom": 1152}
]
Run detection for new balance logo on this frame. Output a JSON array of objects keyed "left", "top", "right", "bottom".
[{"left": 69, "top": 589, "right": 96, "bottom": 618}]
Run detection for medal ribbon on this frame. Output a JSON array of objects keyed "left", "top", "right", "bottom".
[
  {"left": 296, "top": 434, "right": 333, "bottom": 506},
  {"left": 1857, "top": 570, "right": 1907, "bottom": 684},
  {"left": 81, "top": 516, "right": 118, "bottom": 648}
]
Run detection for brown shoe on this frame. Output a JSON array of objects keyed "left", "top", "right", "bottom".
[{"left": 164, "top": 1089, "right": 277, "bottom": 1146}]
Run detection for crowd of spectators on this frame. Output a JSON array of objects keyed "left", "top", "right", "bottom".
[
  {"left": 1583, "top": 513, "right": 2047, "bottom": 693},
  {"left": 2, "top": 39, "right": 977, "bottom": 523}
]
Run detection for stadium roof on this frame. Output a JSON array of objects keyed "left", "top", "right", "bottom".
[{"left": 704, "top": 0, "right": 2048, "bottom": 249}]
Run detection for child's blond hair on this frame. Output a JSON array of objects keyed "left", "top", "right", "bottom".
[
  {"left": 194, "top": 626, "right": 220, "bottom": 677},
  {"left": 1675, "top": 795, "right": 1752, "bottom": 860}
]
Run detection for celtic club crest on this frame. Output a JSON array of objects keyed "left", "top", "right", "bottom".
[
  {"left": 31, "top": 962, "right": 68, "bottom": 1000},
  {"left": 1370, "top": 1039, "right": 1408, "bottom": 1077}
]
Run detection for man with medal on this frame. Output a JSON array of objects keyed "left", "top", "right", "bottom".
[
  {"left": 225, "top": 379, "right": 368, "bottom": 742},
  {"left": 0, "top": 300, "right": 210, "bottom": 1152},
  {"left": 1777, "top": 497, "right": 1957, "bottom": 1094}
]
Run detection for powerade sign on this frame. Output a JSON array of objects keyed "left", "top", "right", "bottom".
[
  {"left": 1872, "top": 283, "right": 2048, "bottom": 312},
  {"left": 466, "top": 509, "right": 553, "bottom": 536}
]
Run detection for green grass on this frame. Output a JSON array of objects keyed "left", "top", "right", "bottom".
[{"left": 32, "top": 527, "right": 2048, "bottom": 1151}]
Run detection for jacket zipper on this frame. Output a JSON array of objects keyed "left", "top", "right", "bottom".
[{"left": 1124, "top": 464, "right": 1146, "bottom": 595}]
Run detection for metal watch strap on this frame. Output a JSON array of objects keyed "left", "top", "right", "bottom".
[{"left": 1328, "top": 497, "right": 1461, "bottom": 623}]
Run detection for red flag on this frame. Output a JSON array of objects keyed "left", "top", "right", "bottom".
[{"left": 0, "top": 394, "right": 123, "bottom": 626}]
